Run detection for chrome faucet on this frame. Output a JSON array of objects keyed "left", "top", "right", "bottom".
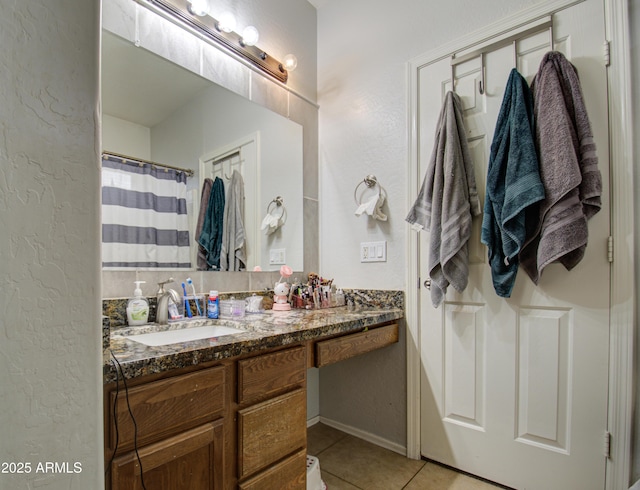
[{"left": 156, "top": 278, "right": 180, "bottom": 325}]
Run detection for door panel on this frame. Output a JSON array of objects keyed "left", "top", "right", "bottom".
[{"left": 418, "top": 1, "right": 610, "bottom": 488}]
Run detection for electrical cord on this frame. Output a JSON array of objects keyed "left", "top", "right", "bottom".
[{"left": 106, "top": 351, "right": 147, "bottom": 490}]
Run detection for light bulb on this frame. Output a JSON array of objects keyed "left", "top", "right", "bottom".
[
  {"left": 282, "top": 54, "right": 298, "bottom": 71},
  {"left": 241, "top": 26, "right": 259, "bottom": 46},
  {"left": 217, "top": 11, "right": 236, "bottom": 33},
  {"left": 187, "top": 0, "right": 209, "bottom": 16}
]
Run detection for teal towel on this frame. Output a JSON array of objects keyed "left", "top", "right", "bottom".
[
  {"left": 198, "top": 177, "right": 225, "bottom": 270},
  {"left": 481, "top": 69, "right": 545, "bottom": 297}
]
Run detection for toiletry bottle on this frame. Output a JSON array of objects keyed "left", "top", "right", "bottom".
[
  {"left": 126, "top": 281, "right": 149, "bottom": 326},
  {"left": 207, "top": 290, "right": 219, "bottom": 319}
]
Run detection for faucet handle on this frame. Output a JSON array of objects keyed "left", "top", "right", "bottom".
[{"left": 156, "top": 277, "right": 175, "bottom": 295}]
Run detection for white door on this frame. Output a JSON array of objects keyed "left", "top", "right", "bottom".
[
  {"left": 418, "top": 2, "right": 610, "bottom": 489},
  {"left": 199, "top": 134, "right": 260, "bottom": 269}
]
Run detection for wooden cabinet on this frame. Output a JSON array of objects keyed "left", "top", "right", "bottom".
[
  {"left": 236, "top": 346, "right": 307, "bottom": 489},
  {"left": 238, "top": 449, "right": 307, "bottom": 490},
  {"left": 107, "top": 366, "right": 226, "bottom": 452},
  {"left": 314, "top": 322, "right": 399, "bottom": 367},
  {"left": 105, "top": 365, "right": 227, "bottom": 489},
  {"left": 111, "top": 421, "right": 223, "bottom": 490},
  {"left": 104, "top": 319, "right": 401, "bottom": 489}
]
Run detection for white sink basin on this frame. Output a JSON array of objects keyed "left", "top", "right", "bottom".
[{"left": 125, "top": 325, "right": 244, "bottom": 347}]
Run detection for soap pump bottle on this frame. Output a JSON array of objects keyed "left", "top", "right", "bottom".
[{"left": 127, "top": 281, "right": 149, "bottom": 326}]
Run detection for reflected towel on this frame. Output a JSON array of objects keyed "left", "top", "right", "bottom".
[
  {"left": 261, "top": 213, "right": 280, "bottom": 235},
  {"left": 519, "top": 51, "right": 602, "bottom": 284},
  {"left": 220, "top": 170, "right": 246, "bottom": 271},
  {"left": 196, "top": 178, "right": 213, "bottom": 270},
  {"left": 406, "top": 91, "right": 481, "bottom": 307},
  {"left": 198, "top": 177, "right": 225, "bottom": 270}
]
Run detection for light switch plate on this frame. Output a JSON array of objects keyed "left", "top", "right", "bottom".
[
  {"left": 269, "top": 248, "right": 286, "bottom": 265},
  {"left": 360, "top": 241, "right": 386, "bottom": 262}
]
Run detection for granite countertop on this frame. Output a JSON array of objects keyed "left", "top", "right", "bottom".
[{"left": 104, "top": 306, "right": 404, "bottom": 384}]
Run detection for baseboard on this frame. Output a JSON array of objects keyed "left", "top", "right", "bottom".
[
  {"left": 307, "top": 415, "right": 321, "bottom": 428},
  {"left": 319, "top": 417, "right": 407, "bottom": 456}
]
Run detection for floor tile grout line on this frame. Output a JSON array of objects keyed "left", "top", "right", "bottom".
[{"left": 322, "top": 469, "right": 366, "bottom": 489}]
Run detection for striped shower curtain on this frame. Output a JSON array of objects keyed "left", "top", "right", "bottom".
[{"left": 101, "top": 155, "right": 191, "bottom": 269}]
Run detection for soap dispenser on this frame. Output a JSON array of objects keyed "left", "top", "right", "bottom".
[{"left": 127, "top": 281, "right": 149, "bottom": 326}]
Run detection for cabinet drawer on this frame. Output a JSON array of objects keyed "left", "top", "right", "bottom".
[
  {"left": 111, "top": 420, "right": 224, "bottom": 490},
  {"left": 237, "top": 346, "right": 306, "bottom": 405},
  {"left": 315, "top": 323, "right": 399, "bottom": 367},
  {"left": 108, "top": 365, "right": 225, "bottom": 452},
  {"left": 239, "top": 449, "right": 306, "bottom": 490},
  {"left": 238, "top": 388, "right": 306, "bottom": 479}
]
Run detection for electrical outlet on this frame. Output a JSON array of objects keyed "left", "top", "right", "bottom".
[
  {"left": 269, "top": 248, "right": 286, "bottom": 265},
  {"left": 360, "top": 241, "right": 386, "bottom": 262}
]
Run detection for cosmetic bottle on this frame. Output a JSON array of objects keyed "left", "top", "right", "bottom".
[
  {"left": 127, "top": 281, "right": 149, "bottom": 326},
  {"left": 207, "top": 290, "right": 219, "bottom": 319}
]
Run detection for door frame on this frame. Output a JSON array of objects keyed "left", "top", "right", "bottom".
[{"left": 404, "top": 1, "right": 634, "bottom": 489}]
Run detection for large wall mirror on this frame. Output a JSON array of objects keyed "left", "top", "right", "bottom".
[{"left": 101, "top": 30, "right": 304, "bottom": 273}]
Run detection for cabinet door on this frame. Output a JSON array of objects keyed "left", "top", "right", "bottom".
[
  {"left": 111, "top": 420, "right": 223, "bottom": 490},
  {"left": 239, "top": 449, "right": 306, "bottom": 490},
  {"left": 315, "top": 323, "right": 398, "bottom": 367},
  {"left": 237, "top": 389, "right": 306, "bottom": 479},
  {"left": 108, "top": 365, "right": 225, "bottom": 452},
  {"left": 237, "top": 346, "right": 306, "bottom": 405}
]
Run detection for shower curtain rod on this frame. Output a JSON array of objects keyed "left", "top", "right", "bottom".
[{"left": 102, "top": 150, "right": 194, "bottom": 177}]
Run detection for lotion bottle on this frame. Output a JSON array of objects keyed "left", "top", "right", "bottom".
[{"left": 127, "top": 281, "right": 149, "bottom": 326}]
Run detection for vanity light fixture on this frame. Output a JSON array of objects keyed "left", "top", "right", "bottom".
[
  {"left": 147, "top": 0, "right": 292, "bottom": 83},
  {"left": 281, "top": 54, "right": 298, "bottom": 72},
  {"left": 240, "top": 25, "right": 259, "bottom": 47},
  {"left": 186, "top": 0, "right": 208, "bottom": 16},
  {"left": 217, "top": 11, "right": 236, "bottom": 33}
]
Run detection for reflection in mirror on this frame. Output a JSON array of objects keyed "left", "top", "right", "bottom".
[{"left": 101, "top": 30, "right": 303, "bottom": 272}]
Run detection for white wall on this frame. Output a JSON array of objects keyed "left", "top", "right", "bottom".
[
  {"left": 103, "top": 114, "right": 151, "bottom": 159},
  {"left": 0, "top": 1, "right": 102, "bottom": 489}
]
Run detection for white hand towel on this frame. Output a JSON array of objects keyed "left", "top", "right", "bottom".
[
  {"left": 355, "top": 192, "right": 387, "bottom": 221},
  {"left": 261, "top": 213, "right": 280, "bottom": 235}
]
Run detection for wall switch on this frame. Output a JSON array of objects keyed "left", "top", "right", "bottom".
[
  {"left": 269, "top": 248, "right": 286, "bottom": 265},
  {"left": 360, "top": 241, "right": 386, "bottom": 262}
]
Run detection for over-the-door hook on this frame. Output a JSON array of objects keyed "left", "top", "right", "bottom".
[{"left": 478, "top": 52, "right": 486, "bottom": 95}]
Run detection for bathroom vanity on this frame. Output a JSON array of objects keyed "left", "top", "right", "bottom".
[{"left": 103, "top": 305, "right": 403, "bottom": 489}]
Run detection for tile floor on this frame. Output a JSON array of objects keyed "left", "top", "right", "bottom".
[{"left": 307, "top": 423, "right": 504, "bottom": 490}]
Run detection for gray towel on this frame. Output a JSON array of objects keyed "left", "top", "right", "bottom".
[
  {"left": 519, "top": 51, "right": 602, "bottom": 283},
  {"left": 220, "top": 170, "right": 247, "bottom": 271},
  {"left": 406, "top": 91, "right": 481, "bottom": 307}
]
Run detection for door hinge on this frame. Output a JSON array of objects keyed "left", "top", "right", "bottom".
[
  {"left": 603, "top": 40, "right": 611, "bottom": 66},
  {"left": 604, "top": 431, "right": 611, "bottom": 458},
  {"left": 607, "top": 236, "right": 613, "bottom": 263}
]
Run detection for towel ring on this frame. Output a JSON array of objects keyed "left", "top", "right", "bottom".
[
  {"left": 267, "top": 196, "right": 287, "bottom": 224},
  {"left": 354, "top": 175, "right": 386, "bottom": 205}
]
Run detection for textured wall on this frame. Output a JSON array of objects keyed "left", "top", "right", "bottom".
[
  {"left": 0, "top": 1, "right": 102, "bottom": 488},
  {"left": 316, "top": 0, "right": 544, "bottom": 450}
]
